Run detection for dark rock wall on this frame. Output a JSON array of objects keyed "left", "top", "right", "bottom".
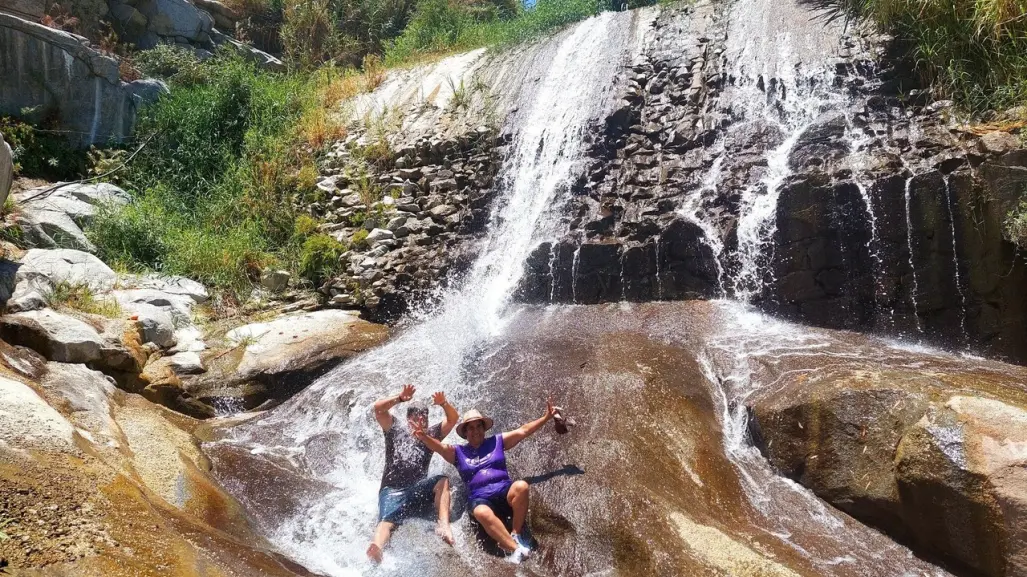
[{"left": 507, "top": 4, "right": 1027, "bottom": 363}]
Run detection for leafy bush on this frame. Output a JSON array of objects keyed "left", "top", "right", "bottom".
[
  {"left": 818, "top": 0, "right": 1027, "bottom": 112},
  {"left": 133, "top": 44, "right": 207, "bottom": 84},
  {"left": 351, "top": 228, "right": 369, "bottom": 248},
  {"left": 1005, "top": 195, "right": 1027, "bottom": 249},
  {"left": 0, "top": 116, "right": 89, "bottom": 180},
  {"left": 90, "top": 54, "right": 317, "bottom": 295},
  {"left": 299, "top": 233, "right": 346, "bottom": 284}
]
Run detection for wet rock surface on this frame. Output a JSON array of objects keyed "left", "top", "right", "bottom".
[
  {"left": 751, "top": 368, "right": 1027, "bottom": 577},
  {"left": 210, "top": 301, "right": 971, "bottom": 577},
  {"left": 191, "top": 309, "right": 389, "bottom": 411}
]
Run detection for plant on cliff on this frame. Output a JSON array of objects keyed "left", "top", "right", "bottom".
[
  {"left": 1004, "top": 193, "right": 1027, "bottom": 249},
  {"left": 817, "top": 0, "right": 1027, "bottom": 113},
  {"left": 299, "top": 233, "right": 346, "bottom": 285}
]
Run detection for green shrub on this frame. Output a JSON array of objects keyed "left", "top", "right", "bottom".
[
  {"left": 90, "top": 54, "right": 313, "bottom": 297},
  {"left": 0, "top": 116, "right": 89, "bottom": 180},
  {"left": 299, "top": 233, "right": 346, "bottom": 284},
  {"left": 293, "top": 214, "right": 322, "bottom": 238},
  {"left": 351, "top": 228, "right": 369, "bottom": 248},
  {"left": 1005, "top": 195, "right": 1027, "bottom": 249},
  {"left": 133, "top": 44, "right": 207, "bottom": 85},
  {"left": 384, "top": 0, "right": 615, "bottom": 64},
  {"left": 820, "top": 0, "right": 1027, "bottom": 113}
]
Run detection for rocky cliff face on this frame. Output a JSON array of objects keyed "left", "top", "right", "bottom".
[
  {"left": 502, "top": 3, "right": 1027, "bottom": 362},
  {"left": 0, "top": 12, "right": 164, "bottom": 147}
]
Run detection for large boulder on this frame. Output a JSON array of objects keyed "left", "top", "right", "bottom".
[
  {"left": 0, "top": 358, "right": 311, "bottom": 575},
  {"left": 5, "top": 248, "right": 118, "bottom": 311},
  {"left": 0, "top": 13, "right": 155, "bottom": 147},
  {"left": 0, "top": 308, "right": 145, "bottom": 383},
  {"left": 196, "top": 310, "right": 389, "bottom": 409},
  {"left": 751, "top": 369, "right": 1027, "bottom": 577},
  {"left": 13, "top": 182, "right": 130, "bottom": 252}
]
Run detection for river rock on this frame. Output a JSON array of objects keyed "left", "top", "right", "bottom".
[
  {"left": 260, "top": 269, "right": 291, "bottom": 292},
  {"left": 196, "top": 310, "right": 389, "bottom": 409},
  {"left": 751, "top": 368, "right": 1027, "bottom": 577},
  {"left": 13, "top": 183, "right": 131, "bottom": 252},
  {"left": 6, "top": 249, "right": 118, "bottom": 312}
]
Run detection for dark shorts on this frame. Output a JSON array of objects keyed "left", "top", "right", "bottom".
[
  {"left": 378, "top": 475, "right": 446, "bottom": 525},
  {"left": 468, "top": 480, "right": 514, "bottom": 521}
]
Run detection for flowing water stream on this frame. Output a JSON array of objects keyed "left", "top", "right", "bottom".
[{"left": 209, "top": 3, "right": 986, "bottom": 576}]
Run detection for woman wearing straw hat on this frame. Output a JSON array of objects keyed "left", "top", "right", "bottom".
[{"left": 412, "top": 400, "right": 559, "bottom": 564}]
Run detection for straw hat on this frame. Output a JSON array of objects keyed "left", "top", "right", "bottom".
[{"left": 455, "top": 409, "right": 494, "bottom": 439}]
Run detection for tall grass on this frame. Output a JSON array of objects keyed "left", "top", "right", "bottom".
[
  {"left": 819, "top": 0, "right": 1027, "bottom": 112},
  {"left": 89, "top": 51, "right": 345, "bottom": 296}
]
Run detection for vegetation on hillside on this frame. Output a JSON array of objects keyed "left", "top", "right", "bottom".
[{"left": 820, "top": 0, "right": 1027, "bottom": 114}]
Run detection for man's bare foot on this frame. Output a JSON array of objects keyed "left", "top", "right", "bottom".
[
  {"left": 435, "top": 523, "right": 455, "bottom": 546},
  {"left": 367, "top": 543, "right": 384, "bottom": 563}
]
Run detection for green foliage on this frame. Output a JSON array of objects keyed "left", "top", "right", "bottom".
[
  {"left": 1005, "top": 192, "right": 1027, "bottom": 249},
  {"left": 293, "top": 213, "right": 322, "bottom": 238},
  {"left": 44, "top": 281, "right": 123, "bottom": 318},
  {"left": 351, "top": 228, "right": 369, "bottom": 248},
  {"left": 133, "top": 44, "right": 208, "bottom": 85},
  {"left": 818, "top": 0, "right": 1027, "bottom": 113},
  {"left": 299, "top": 232, "right": 346, "bottom": 284},
  {"left": 384, "top": 0, "right": 616, "bottom": 65},
  {"left": 89, "top": 54, "right": 321, "bottom": 296},
  {"left": 0, "top": 116, "right": 89, "bottom": 180}
]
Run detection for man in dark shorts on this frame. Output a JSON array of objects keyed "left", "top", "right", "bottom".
[{"left": 367, "top": 384, "right": 458, "bottom": 564}]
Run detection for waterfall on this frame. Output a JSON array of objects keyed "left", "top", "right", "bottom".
[
  {"left": 687, "top": 0, "right": 848, "bottom": 301},
  {"left": 678, "top": 151, "right": 727, "bottom": 296},
  {"left": 903, "top": 175, "right": 923, "bottom": 335},
  {"left": 943, "top": 175, "right": 969, "bottom": 344},
  {"left": 212, "top": 11, "right": 651, "bottom": 575}
]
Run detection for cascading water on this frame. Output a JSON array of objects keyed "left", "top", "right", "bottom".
[
  {"left": 716, "top": 0, "right": 848, "bottom": 301},
  {"left": 211, "top": 11, "right": 652, "bottom": 576},
  {"left": 903, "top": 175, "right": 924, "bottom": 335},
  {"left": 209, "top": 2, "right": 978, "bottom": 576},
  {"left": 943, "top": 174, "right": 969, "bottom": 344}
]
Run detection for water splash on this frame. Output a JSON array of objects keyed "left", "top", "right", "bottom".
[
  {"left": 903, "top": 175, "right": 923, "bottom": 335},
  {"left": 212, "top": 12, "right": 648, "bottom": 575}
]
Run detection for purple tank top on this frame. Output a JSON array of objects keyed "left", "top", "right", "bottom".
[{"left": 454, "top": 434, "right": 511, "bottom": 500}]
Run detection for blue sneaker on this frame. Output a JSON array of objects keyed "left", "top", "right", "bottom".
[{"left": 512, "top": 532, "right": 533, "bottom": 551}]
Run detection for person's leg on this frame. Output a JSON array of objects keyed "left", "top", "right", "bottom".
[
  {"left": 472, "top": 504, "right": 518, "bottom": 553},
  {"left": 366, "top": 521, "right": 395, "bottom": 563},
  {"left": 506, "top": 480, "right": 530, "bottom": 536},
  {"left": 433, "top": 477, "right": 454, "bottom": 545}
]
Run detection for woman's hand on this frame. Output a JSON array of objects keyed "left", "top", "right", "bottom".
[
  {"left": 398, "top": 384, "right": 416, "bottom": 402},
  {"left": 432, "top": 391, "right": 448, "bottom": 406},
  {"left": 545, "top": 396, "right": 558, "bottom": 420},
  {"left": 410, "top": 421, "right": 428, "bottom": 440}
]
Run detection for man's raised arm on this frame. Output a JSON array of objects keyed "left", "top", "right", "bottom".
[
  {"left": 412, "top": 423, "right": 456, "bottom": 464},
  {"left": 502, "top": 398, "right": 557, "bottom": 451},
  {"left": 432, "top": 391, "right": 459, "bottom": 437},
  {"left": 373, "top": 384, "right": 415, "bottom": 430}
]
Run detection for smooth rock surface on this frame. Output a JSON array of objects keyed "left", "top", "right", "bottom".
[
  {"left": 752, "top": 368, "right": 1027, "bottom": 577},
  {"left": 13, "top": 182, "right": 130, "bottom": 252},
  {"left": 6, "top": 248, "right": 118, "bottom": 312},
  {"left": 198, "top": 310, "right": 388, "bottom": 408}
]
